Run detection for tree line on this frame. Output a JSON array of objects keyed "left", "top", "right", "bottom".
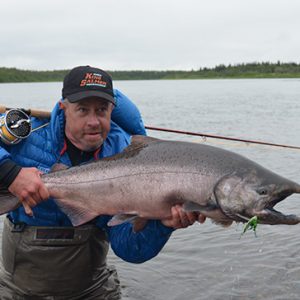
[{"left": 1, "top": 62, "right": 300, "bottom": 83}]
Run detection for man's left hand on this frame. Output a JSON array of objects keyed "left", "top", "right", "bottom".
[{"left": 161, "top": 204, "right": 206, "bottom": 229}]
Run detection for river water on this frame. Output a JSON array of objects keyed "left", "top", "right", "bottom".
[{"left": 0, "top": 79, "right": 300, "bottom": 299}]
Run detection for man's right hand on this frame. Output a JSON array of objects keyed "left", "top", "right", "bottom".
[{"left": 8, "top": 168, "right": 50, "bottom": 216}]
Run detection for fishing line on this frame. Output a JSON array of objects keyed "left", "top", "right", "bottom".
[
  {"left": 145, "top": 126, "right": 300, "bottom": 151},
  {"left": 0, "top": 105, "right": 299, "bottom": 150}
]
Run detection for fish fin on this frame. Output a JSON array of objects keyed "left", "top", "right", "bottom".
[
  {"left": 55, "top": 198, "right": 98, "bottom": 226},
  {"left": 132, "top": 218, "right": 148, "bottom": 232},
  {"left": 102, "top": 135, "right": 160, "bottom": 161},
  {"left": 182, "top": 201, "right": 213, "bottom": 212},
  {"left": 131, "top": 135, "right": 160, "bottom": 145},
  {"left": 50, "top": 163, "right": 69, "bottom": 172},
  {"left": 107, "top": 214, "right": 148, "bottom": 232},
  {"left": 107, "top": 214, "right": 139, "bottom": 226},
  {"left": 183, "top": 201, "right": 233, "bottom": 227}
]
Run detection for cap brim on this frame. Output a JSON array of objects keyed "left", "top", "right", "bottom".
[{"left": 66, "top": 91, "right": 115, "bottom": 105}]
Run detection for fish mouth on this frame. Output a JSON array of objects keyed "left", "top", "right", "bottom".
[
  {"left": 254, "top": 185, "right": 300, "bottom": 225},
  {"left": 219, "top": 194, "right": 300, "bottom": 225},
  {"left": 255, "top": 192, "right": 300, "bottom": 225},
  {"left": 256, "top": 207, "right": 300, "bottom": 225},
  {"left": 236, "top": 192, "right": 300, "bottom": 225}
]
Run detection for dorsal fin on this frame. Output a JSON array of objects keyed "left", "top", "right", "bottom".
[
  {"left": 50, "top": 163, "right": 69, "bottom": 173},
  {"left": 103, "top": 135, "right": 160, "bottom": 161},
  {"left": 131, "top": 135, "right": 159, "bottom": 145}
]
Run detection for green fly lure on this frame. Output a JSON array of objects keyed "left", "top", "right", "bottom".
[{"left": 240, "top": 216, "right": 259, "bottom": 238}]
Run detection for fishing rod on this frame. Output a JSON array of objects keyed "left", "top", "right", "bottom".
[
  {"left": 145, "top": 126, "right": 300, "bottom": 150},
  {"left": 0, "top": 106, "right": 50, "bottom": 119},
  {"left": 0, "top": 105, "right": 299, "bottom": 150}
]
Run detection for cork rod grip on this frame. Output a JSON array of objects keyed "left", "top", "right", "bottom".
[
  {"left": 0, "top": 106, "right": 8, "bottom": 114},
  {"left": 0, "top": 106, "right": 51, "bottom": 119},
  {"left": 28, "top": 109, "right": 51, "bottom": 119}
]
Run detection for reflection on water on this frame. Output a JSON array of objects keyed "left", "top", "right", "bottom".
[{"left": 1, "top": 79, "right": 300, "bottom": 299}]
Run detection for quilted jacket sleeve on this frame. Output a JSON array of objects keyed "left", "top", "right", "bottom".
[{"left": 97, "top": 217, "right": 174, "bottom": 263}]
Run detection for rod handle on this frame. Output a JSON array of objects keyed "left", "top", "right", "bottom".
[
  {"left": 0, "top": 106, "right": 7, "bottom": 114},
  {"left": 0, "top": 106, "right": 51, "bottom": 119},
  {"left": 28, "top": 109, "right": 51, "bottom": 119}
]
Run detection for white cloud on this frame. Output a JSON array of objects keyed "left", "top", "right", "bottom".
[{"left": 1, "top": 0, "right": 300, "bottom": 70}]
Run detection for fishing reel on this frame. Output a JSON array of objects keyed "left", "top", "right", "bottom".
[{"left": 0, "top": 109, "right": 32, "bottom": 144}]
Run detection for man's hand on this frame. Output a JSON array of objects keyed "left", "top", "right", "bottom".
[
  {"left": 8, "top": 168, "right": 50, "bottom": 216},
  {"left": 161, "top": 204, "right": 206, "bottom": 229}
]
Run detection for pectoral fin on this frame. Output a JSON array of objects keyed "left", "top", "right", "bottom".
[
  {"left": 54, "top": 198, "right": 98, "bottom": 226},
  {"left": 182, "top": 201, "right": 216, "bottom": 213},
  {"left": 107, "top": 214, "right": 148, "bottom": 232},
  {"left": 183, "top": 201, "right": 233, "bottom": 227},
  {"left": 107, "top": 213, "right": 139, "bottom": 226}
]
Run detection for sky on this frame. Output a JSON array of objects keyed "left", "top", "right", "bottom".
[{"left": 0, "top": 0, "right": 300, "bottom": 71}]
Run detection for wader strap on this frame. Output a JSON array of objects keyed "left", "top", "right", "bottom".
[{"left": 1, "top": 218, "right": 120, "bottom": 298}]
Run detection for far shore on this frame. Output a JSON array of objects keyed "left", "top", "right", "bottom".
[{"left": 1, "top": 62, "right": 300, "bottom": 83}]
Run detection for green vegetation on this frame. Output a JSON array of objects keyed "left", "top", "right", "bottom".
[
  {"left": 0, "top": 68, "right": 68, "bottom": 83},
  {"left": 1, "top": 62, "right": 300, "bottom": 83}
]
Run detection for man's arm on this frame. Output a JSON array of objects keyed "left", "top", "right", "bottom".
[
  {"left": 106, "top": 220, "right": 173, "bottom": 263},
  {"left": 103, "top": 206, "right": 206, "bottom": 264},
  {"left": 0, "top": 157, "right": 49, "bottom": 215},
  {"left": 0, "top": 159, "right": 22, "bottom": 188}
]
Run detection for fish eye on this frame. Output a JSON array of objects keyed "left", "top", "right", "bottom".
[{"left": 257, "top": 188, "right": 268, "bottom": 195}]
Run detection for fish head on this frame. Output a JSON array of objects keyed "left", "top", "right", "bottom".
[{"left": 214, "top": 170, "right": 300, "bottom": 225}]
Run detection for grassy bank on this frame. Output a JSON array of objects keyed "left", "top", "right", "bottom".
[{"left": 1, "top": 62, "right": 300, "bottom": 83}]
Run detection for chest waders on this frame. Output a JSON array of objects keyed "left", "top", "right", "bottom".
[{"left": 0, "top": 218, "right": 121, "bottom": 299}]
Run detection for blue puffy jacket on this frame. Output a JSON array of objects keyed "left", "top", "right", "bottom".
[{"left": 0, "top": 89, "right": 173, "bottom": 263}]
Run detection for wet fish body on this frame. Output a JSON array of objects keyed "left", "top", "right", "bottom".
[{"left": 1, "top": 136, "right": 300, "bottom": 227}]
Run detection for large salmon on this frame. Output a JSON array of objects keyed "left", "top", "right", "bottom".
[{"left": 1, "top": 135, "right": 300, "bottom": 227}]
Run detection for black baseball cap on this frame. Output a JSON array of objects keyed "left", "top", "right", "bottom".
[{"left": 62, "top": 66, "right": 115, "bottom": 105}]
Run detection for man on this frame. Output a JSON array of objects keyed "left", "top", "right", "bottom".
[{"left": 0, "top": 66, "right": 205, "bottom": 299}]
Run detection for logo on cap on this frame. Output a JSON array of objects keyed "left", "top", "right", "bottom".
[{"left": 80, "top": 73, "right": 108, "bottom": 88}]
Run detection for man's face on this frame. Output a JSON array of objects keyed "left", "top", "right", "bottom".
[{"left": 61, "top": 97, "right": 113, "bottom": 151}]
